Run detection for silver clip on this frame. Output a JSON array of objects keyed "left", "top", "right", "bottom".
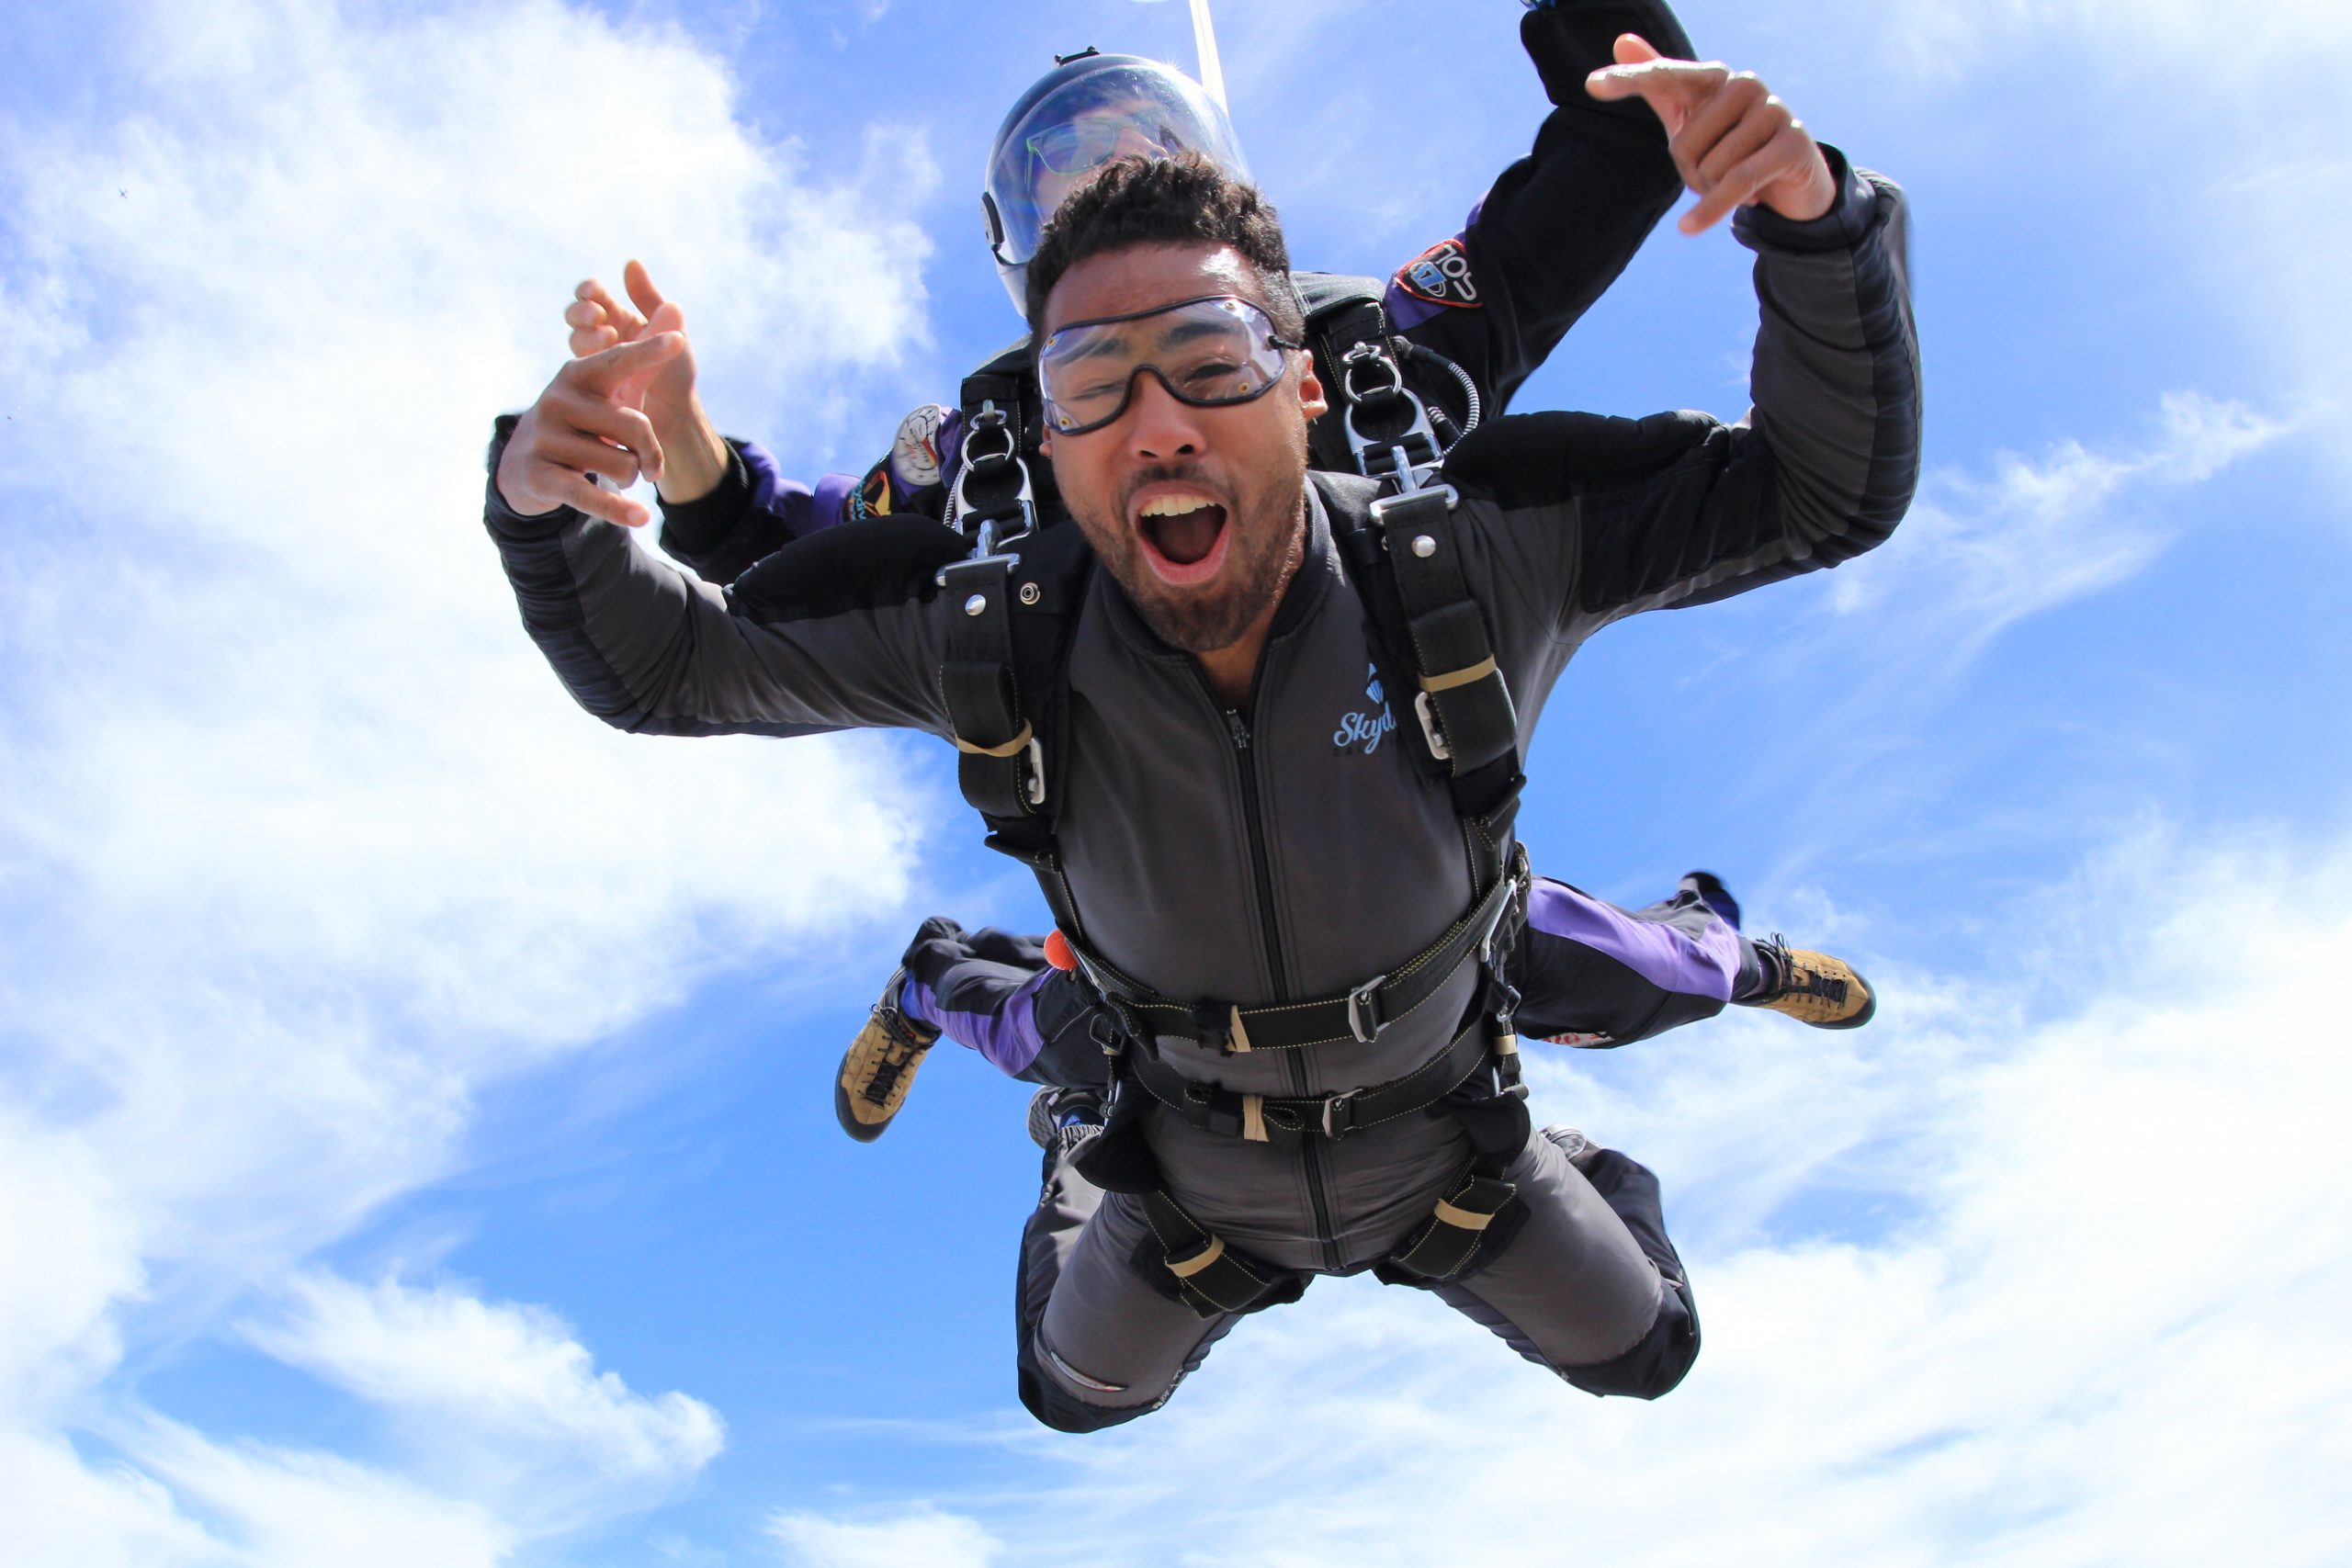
[
  {"left": 1320, "top": 1088, "right": 1363, "bottom": 1140},
  {"left": 1345, "top": 974, "right": 1389, "bottom": 1043}
]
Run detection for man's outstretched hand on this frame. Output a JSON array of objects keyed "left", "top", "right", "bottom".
[
  {"left": 495, "top": 333, "right": 685, "bottom": 527},
  {"left": 555, "top": 260, "right": 732, "bottom": 506},
  {"left": 1587, "top": 35, "right": 1837, "bottom": 235}
]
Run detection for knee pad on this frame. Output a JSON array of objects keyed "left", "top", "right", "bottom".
[
  {"left": 1560, "top": 1269, "right": 1700, "bottom": 1400},
  {"left": 1015, "top": 1364, "right": 1159, "bottom": 1435}
]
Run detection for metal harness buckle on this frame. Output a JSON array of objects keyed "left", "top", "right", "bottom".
[
  {"left": 1320, "top": 1088, "right": 1363, "bottom": 1141},
  {"left": 943, "top": 400, "right": 1037, "bottom": 565},
  {"left": 1345, "top": 974, "right": 1389, "bottom": 1043}
]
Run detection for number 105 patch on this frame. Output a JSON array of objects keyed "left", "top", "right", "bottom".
[{"left": 1394, "top": 236, "right": 1482, "bottom": 309}]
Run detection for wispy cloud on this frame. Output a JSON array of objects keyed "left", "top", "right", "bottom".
[
  {"left": 242, "top": 1272, "right": 721, "bottom": 1533},
  {"left": 768, "top": 1506, "right": 1003, "bottom": 1568},
  {"left": 0, "top": 0, "right": 939, "bottom": 1556},
  {"left": 1827, "top": 389, "right": 2287, "bottom": 656}
]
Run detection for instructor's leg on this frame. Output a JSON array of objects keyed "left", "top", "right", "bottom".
[{"left": 1510, "top": 877, "right": 1748, "bottom": 1048}]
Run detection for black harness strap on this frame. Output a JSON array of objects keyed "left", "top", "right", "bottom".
[
  {"left": 1379, "top": 1089, "right": 1534, "bottom": 1285},
  {"left": 1062, "top": 856, "right": 1525, "bottom": 1054},
  {"left": 1126, "top": 1015, "right": 1496, "bottom": 1147},
  {"left": 1136, "top": 1190, "right": 1307, "bottom": 1320},
  {"left": 1374, "top": 484, "right": 1521, "bottom": 779},
  {"left": 938, "top": 555, "right": 1036, "bottom": 820}
]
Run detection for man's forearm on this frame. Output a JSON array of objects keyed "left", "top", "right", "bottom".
[{"left": 1736, "top": 150, "right": 1921, "bottom": 568}]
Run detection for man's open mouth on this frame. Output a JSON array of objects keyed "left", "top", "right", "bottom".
[{"left": 1136, "top": 491, "right": 1231, "bottom": 584}]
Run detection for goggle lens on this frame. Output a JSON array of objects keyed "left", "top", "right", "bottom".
[
  {"left": 1026, "top": 118, "right": 1183, "bottom": 176},
  {"left": 1039, "top": 297, "right": 1295, "bottom": 436}
]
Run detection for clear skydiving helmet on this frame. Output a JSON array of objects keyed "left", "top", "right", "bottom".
[{"left": 981, "top": 49, "right": 1250, "bottom": 320}]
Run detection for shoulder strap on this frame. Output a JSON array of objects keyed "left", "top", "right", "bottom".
[
  {"left": 935, "top": 519, "right": 1096, "bottom": 938},
  {"left": 1315, "top": 469, "right": 1525, "bottom": 871}
]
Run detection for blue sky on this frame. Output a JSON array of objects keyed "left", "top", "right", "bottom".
[{"left": 3, "top": 1, "right": 2348, "bottom": 1563}]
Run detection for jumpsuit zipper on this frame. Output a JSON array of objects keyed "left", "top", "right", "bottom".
[{"left": 1218, "top": 700, "right": 1343, "bottom": 1271}]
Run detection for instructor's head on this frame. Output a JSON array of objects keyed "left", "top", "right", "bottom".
[{"left": 1031, "top": 155, "right": 1326, "bottom": 656}]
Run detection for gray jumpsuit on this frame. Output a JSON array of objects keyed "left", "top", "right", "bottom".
[{"left": 482, "top": 152, "right": 1919, "bottom": 1429}]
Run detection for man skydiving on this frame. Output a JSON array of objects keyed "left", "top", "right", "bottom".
[
  {"left": 533, "top": 4, "right": 1878, "bottom": 1148},
  {"left": 484, "top": 33, "right": 1918, "bottom": 1425}
]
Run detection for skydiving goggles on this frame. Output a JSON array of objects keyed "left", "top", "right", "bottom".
[
  {"left": 1025, "top": 118, "right": 1187, "bottom": 176},
  {"left": 1036, "top": 295, "right": 1300, "bottom": 437}
]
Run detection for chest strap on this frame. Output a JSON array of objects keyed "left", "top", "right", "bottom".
[{"left": 1065, "top": 849, "right": 1528, "bottom": 1055}]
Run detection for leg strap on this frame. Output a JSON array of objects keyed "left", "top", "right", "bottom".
[
  {"left": 1380, "top": 1089, "right": 1533, "bottom": 1286},
  {"left": 1137, "top": 1189, "right": 1307, "bottom": 1321}
]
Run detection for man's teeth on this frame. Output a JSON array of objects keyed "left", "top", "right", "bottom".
[{"left": 1139, "top": 495, "right": 1216, "bottom": 519}]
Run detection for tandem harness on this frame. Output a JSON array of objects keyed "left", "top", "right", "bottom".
[{"left": 931, "top": 286, "right": 1537, "bottom": 1316}]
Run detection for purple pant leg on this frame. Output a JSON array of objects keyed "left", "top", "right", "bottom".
[{"left": 1512, "top": 880, "right": 1742, "bottom": 1047}]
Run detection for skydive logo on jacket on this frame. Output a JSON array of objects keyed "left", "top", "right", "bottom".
[
  {"left": 1334, "top": 664, "right": 1396, "bottom": 754},
  {"left": 1395, "top": 237, "right": 1481, "bottom": 309}
]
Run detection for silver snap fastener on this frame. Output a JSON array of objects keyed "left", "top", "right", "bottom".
[
  {"left": 1411, "top": 535, "right": 1437, "bottom": 558},
  {"left": 964, "top": 594, "right": 988, "bottom": 616},
  {"left": 1019, "top": 581, "right": 1042, "bottom": 606}
]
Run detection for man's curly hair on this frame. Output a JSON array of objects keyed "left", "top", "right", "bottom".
[{"left": 1023, "top": 152, "right": 1303, "bottom": 339}]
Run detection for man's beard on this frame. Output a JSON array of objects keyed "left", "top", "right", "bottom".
[{"left": 1079, "top": 461, "right": 1309, "bottom": 655}]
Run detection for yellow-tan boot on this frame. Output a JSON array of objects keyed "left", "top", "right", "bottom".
[
  {"left": 835, "top": 967, "right": 942, "bottom": 1142},
  {"left": 1741, "top": 939, "right": 1877, "bottom": 1029}
]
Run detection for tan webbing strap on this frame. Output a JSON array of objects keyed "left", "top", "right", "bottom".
[
  {"left": 1432, "top": 1198, "right": 1498, "bottom": 1232},
  {"left": 1419, "top": 656, "right": 1498, "bottom": 694},
  {"left": 952, "top": 720, "right": 1035, "bottom": 759},
  {"left": 1227, "top": 1005, "right": 1254, "bottom": 1054},
  {"left": 1240, "top": 1094, "right": 1269, "bottom": 1144},
  {"left": 1167, "top": 1235, "right": 1227, "bottom": 1279}
]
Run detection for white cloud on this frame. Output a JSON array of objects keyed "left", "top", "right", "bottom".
[
  {"left": 124, "top": 1416, "right": 519, "bottom": 1568},
  {"left": 0, "top": 0, "right": 940, "bottom": 1556},
  {"left": 798, "top": 820, "right": 2352, "bottom": 1567},
  {"left": 768, "top": 1506, "right": 1003, "bottom": 1568},
  {"left": 1826, "top": 389, "right": 2285, "bottom": 651},
  {"left": 243, "top": 1272, "right": 722, "bottom": 1532}
]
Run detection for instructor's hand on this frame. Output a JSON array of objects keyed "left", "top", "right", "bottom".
[
  {"left": 1586, "top": 34, "right": 1837, "bottom": 235},
  {"left": 495, "top": 333, "right": 684, "bottom": 527}
]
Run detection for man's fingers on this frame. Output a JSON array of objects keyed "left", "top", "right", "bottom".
[
  {"left": 564, "top": 299, "right": 623, "bottom": 359},
  {"left": 1687, "top": 95, "right": 1782, "bottom": 198},
  {"left": 1585, "top": 56, "right": 1729, "bottom": 113},
  {"left": 554, "top": 469, "right": 654, "bottom": 528},
  {"left": 1679, "top": 129, "right": 1808, "bottom": 234},
  {"left": 537, "top": 429, "right": 651, "bottom": 493},
  {"left": 569, "top": 331, "right": 685, "bottom": 391},
  {"left": 1612, "top": 32, "right": 1663, "bottom": 66},
  {"left": 622, "top": 259, "right": 668, "bottom": 323},
  {"left": 538, "top": 373, "right": 670, "bottom": 477},
  {"left": 573, "top": 278, "right": 646, "bottom": 340}
]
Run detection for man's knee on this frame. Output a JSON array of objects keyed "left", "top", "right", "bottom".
[
  {"left": 1015, "top": 1331, "right": 1173, "bottom": 1435},
  {"left": 1015, "top": 1364, "right": 1160, "bottom": 1434},
  {"left": 1559, "top": 1272, "right": 1700, "bottom": 1400}
]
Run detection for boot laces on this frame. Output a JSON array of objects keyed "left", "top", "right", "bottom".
[{"left": 1764, "top": 935, "right": 1847, "bottom": 1006}]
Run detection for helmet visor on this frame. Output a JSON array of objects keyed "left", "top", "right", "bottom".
[
  {"left": 1037, "top": 296, "right": 1296, "bottom": 437},
  {"left": 985, "top": 61, "right": 1248, "bottom": 268}
]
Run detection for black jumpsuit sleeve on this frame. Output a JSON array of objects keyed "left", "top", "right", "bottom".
[{"left": 1389, "top": 0, "right": 1697, "bottom": 416}]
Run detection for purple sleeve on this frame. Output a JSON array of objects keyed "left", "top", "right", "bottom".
[{"left": 737, "top": 440, "right": 856, "bottom": 538}]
